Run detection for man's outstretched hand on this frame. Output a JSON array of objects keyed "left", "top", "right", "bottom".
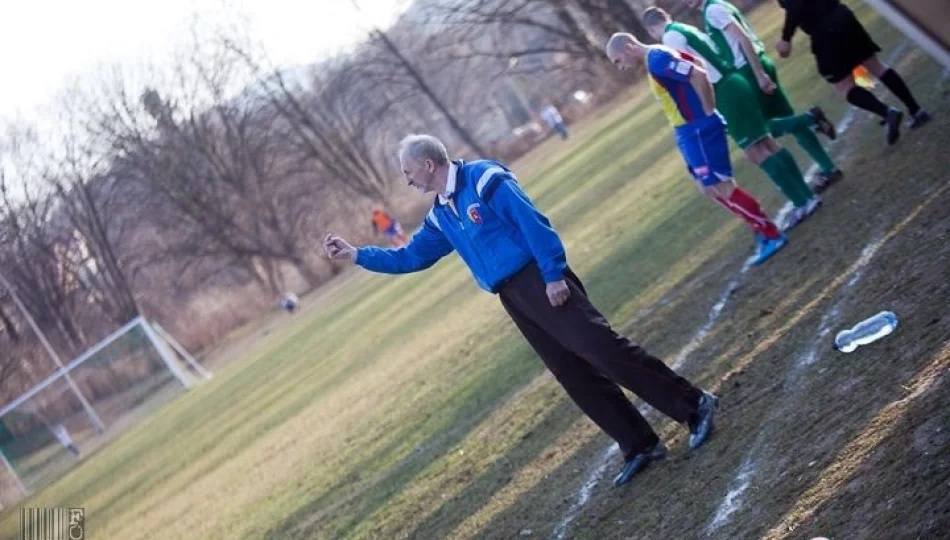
[{"left": 324, "top": 234, "right": 357, "bottom": 262}]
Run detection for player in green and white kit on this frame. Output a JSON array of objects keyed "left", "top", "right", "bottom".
[
  {"left": 644, "top": 7, "right": 833, "bottom": 229},
  {"left": 681, "top": 0, "right": 842, "bottom": 226}
]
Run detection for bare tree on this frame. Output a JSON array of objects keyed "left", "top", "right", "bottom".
[
  {"left": 82, "top": 46, "right": 331, "bottom": 295},
  {"left": 47, "top": 90, "right": 141, "bottom": 325},
  {"left": 364, "top": 27, "right": 489, "bottom": 157},
  {"left": 573, "top": 0, "right": 652, "bottom": 43},
  {"left": 0, "top": 133, "right": 88, "bottom": 354},
  {"left": 225, "top": 46, "right": 397, "bottom": 204},
  {"left": 422, "top": 0, "right": 612, "bottom": 68}
]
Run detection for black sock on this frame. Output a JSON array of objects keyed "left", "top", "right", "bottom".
[
  {"left": 879, "top": 69, "right": 921, "bottom": 115},
  {"left": 846, "top": 86, "right": 890, "bottom": 118}
]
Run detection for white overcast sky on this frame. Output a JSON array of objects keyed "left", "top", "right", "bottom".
[{"left": 0, "top": 0, "right": 409, "bottom": 120}]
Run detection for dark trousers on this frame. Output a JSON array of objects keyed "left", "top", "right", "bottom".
[{"left": 498, "top": 263, "right": 702, "bottom": 459}]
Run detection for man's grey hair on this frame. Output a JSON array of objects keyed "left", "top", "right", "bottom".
[
  {"left": 398, "top": 134, "right": 449, "bottom": 166},
  {"left": 642, "top": 6, "right": 671, "bottom": 27},
  {"left": 605, "top": 32, "right": 641, "bottom": 57}
]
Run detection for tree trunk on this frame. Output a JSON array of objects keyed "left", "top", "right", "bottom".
[
  {"left": 554, "top": 3, "right": 613, "bottom": 62},
  {"left": 0, "top": 302, "right": 20, "bottom": 342},
  {"left": 575, "top": 0, "right": 652, "bottom": 43},
  {"left": 75, "top": 180, "right": 140, "bottom": 322},
  {"left": 372, "top": 29, "right": 489, "bottom": 157}
]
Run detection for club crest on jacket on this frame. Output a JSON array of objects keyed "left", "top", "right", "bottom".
[{"left": 467, "top": 203, "right": 483, "bottom": 224}]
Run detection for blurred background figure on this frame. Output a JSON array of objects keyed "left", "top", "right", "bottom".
[
  {"left": 540, "top": 103, "right": 569, "bottom": 140},
  {"left": 279, "top": 293, "right": 299, "bottom": 314},
  {"left": 371, "top": 207, "right": 408, "bottom": 247},
  {"left": 52, "top": 424, "right": 80, "bottom": 456}
]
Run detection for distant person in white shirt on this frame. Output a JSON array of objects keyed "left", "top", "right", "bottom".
[
  {"left": 52, "top": 424, "right": 80, "bottom": 456},
  {"left": 540, "top": 104, "right": 569, "bottom": 140}
]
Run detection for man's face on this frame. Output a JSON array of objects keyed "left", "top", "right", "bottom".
[
  {"left": 609, "top": 46, "right": 637, "bottom": 72},
  {"left": 647, "top": 23, "right": 665, "bottom": 42},
  {"left": 401, "top": 155, "right": 436, "bottom": 193}
]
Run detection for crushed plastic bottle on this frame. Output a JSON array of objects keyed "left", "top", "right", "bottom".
[{"left": 834, "top": 311, "right": 898, "bottom": 353}]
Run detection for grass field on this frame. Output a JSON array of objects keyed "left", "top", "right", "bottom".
[{"left": 2, "top": 2, "right": 949, "bottom": 539}]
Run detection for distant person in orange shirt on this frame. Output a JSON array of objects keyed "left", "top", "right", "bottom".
[{"left": 371, "top": 207, "right": 408, "bottom": 247}]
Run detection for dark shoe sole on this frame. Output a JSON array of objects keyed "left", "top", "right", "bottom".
[
  {"left": 909, "top": 110, "right": 932, "bottom": 129},
  {"left": 689, "top": 393, "right": 719, "bottom": 450},
  {"left": 613, "top": 443, "right": 667, "bottom": 487},
  {"left": 886, "top": 109, "right": 903, "bottom": 145},
  {"left": 809, "top": 106, "right": 837, "bottom": 140},
  {"left": 812, "top": 170, "right": 844, "bottom": 194}
]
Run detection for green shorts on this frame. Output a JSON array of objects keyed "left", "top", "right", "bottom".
[
  {"left": 737, "top": 55, "right": 795, "bottom": 120},
  {"left": 714, "top": 72, "right": 769, "bottom": 149}
]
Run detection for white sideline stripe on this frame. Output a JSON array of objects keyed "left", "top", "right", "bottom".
[
  {"left": 707, "top": 457, "right": 756, "bottom": 531},
  {"left": 705, "top": 232, "right": 884, "bottom": 534},
  {"left": 705, "top": 41, "right": 914, "bottom": 520},
  {"left": 553, "top": 40, "right": 915, "bottom": 538},
  {"left": 673, "top": 259, "right": 753, "bottom": 370},
  {"left": 620, "top": 258, "right": 733, "bottom": 334},
  {"left": 475, "top": 166, "right": 507, "bottom": 197},
  {"left": 553, "top": 257, "right": 754, "bottom": 539},
  {"left": 550, "top": 445, "right": 619, "bottom": 540}
]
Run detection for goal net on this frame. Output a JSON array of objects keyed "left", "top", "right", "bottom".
[{"left": 0, "top": 317, "right": 210, "bottom": 508}]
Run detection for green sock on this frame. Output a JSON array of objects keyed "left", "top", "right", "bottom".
[
  {"left": 793, "top": 128, "right": 837, "bottom": 174},
  {"left": 768, "top": 113, "right": 814, "bottom": 138},
  {"left": 761, "top": 152, "right": 809, "bottom": 208},
  {"left": 776, "top": 148, "right": 815, "bottom": 203}
]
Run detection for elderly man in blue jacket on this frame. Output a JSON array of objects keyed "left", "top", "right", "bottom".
[{"left": 325, "top": 134, "right": 718, "bottom": 487}]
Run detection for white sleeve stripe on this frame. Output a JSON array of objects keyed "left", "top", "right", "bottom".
[
  {"left": 475, "top": 166, "right": 510, "bottom": 197},
  {"left": 426, "top": 208, "right": 441, "bottom": 231}
]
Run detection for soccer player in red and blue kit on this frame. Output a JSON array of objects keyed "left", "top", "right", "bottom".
[{"left": 606, "top": 32, "right": 786, "bottom": 265}]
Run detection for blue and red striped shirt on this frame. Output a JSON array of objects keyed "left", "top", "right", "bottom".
[{"left": 646, "top": 46, "right": 714, "bottom": 129}]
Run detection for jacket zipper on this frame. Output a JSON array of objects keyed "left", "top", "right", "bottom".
[{"left": 444, "top": 196, "right": 490, "bottom": 288}]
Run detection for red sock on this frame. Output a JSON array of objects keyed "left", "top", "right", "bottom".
[{"left": 715, "top": 188, "right": 781, "bottom": 239}]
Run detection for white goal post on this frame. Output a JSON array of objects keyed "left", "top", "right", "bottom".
[{"left": 0, "top": 316, "right": 210, "bottom": 506}]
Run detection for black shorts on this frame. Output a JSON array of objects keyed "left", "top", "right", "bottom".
[{"left": 810, "top": 4, "right": 881, "bottom": 83}]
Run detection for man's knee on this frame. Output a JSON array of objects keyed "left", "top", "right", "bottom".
[
  {"left": 742, "top": 147, "right": 763, "bottom": 165},
  {"left": 833, "top": 77, "right": 855, "bottom": 97},
  {"left": 863, "top": 55, "right": 888, "bottom": 77},
  {"left": 700, "top": 179, "right": 735, "bottom": 199},
  {"left": 744, "top": 139, "right": 774, "bottom": 164}
]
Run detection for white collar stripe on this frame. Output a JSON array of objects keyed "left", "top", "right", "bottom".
[
  {"left": 426, "top": 207, "right": 442, "bottom": 230},
  {"left": 438, "top": 162, "right": 459, "bottom": 205},
  {"left": 475, "top": 166, "right": 509, "bottom": 198}
]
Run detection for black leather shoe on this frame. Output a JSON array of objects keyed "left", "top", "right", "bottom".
[
  {"left": 808, "top": 106, "right": 836, "bottom": 140},
  {"left": 613, "top": 441, "right": 667, "bottom": 487},
  {"left": 688, "top": 392, "right": 719, "bottom": 450},
  {"left": 812, "top": 169, "right": 844, "bottom": 194},
  {"left": 908, "top": 109, "right": 932, "bottom": 129},
  {"left": 885, "top": 108, "right": 903, "bottom": 145}
]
